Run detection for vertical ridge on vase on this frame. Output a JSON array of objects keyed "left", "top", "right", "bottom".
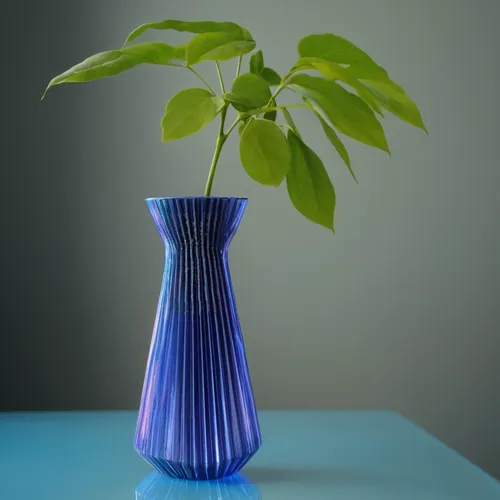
[{"left": 135, "top": 197, "right": 261, "bottom": 480}]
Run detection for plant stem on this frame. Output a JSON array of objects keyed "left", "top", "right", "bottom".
[
  {"left": 215, "top": 61, "right": 226, "bottom": 93},
  {"left": 250, "top": 103, "right": 308, "bottom": 116},
  {"left": 225, "top": 118, "right": 240, "bottom": 137},
  {"left": 187, "top": 67, "right": 216, "bottom": 95},
  {"left": 281, "top": 107, "right": 302, "bottom": 138},
  {"left": 265, "top": 69, "right": 294, "bottom": 108},
  {"left": 236, "top": 56, "right": 242, "bottom": 77},
  {"left": 266, "top": 84, "right": 286, "bottom": 108},
  {"left": 205, "top": 107, "right": 228, "bottom": 196}
]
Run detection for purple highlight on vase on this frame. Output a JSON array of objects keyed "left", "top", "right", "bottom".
[{"left": 135, "top": 197, "right": 262, "bottom": 480}]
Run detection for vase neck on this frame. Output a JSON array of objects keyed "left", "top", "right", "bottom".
[{"left": 146, "top": 197, "right": 247, "bottom": 250}]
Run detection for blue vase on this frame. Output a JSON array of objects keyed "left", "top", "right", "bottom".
[{"left": 135, "top": 197, "right": 261, "bottom": 480}]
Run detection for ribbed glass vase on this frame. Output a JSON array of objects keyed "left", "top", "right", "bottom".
[{"left": 135, "top": 197, "right": 261, "bottom": 480}]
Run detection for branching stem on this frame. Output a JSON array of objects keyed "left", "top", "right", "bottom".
[
  {"left": 187, "top": 67, "right": 216, "bottom": 95},
  {"left": 236, "top": 56, "right": 242, "bottom": 77},
  {"left": 204, "top": 109, "right": 241, "bottom": 196},
  {"left": 215, "top": 61, "right": 226, "bottom": 93}
]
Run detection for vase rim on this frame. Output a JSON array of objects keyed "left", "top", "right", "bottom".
[{"left": 146, "top": 196, "right": 248, "bottom": 202}]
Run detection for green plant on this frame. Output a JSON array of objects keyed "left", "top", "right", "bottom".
[{"left": 42, "top": 19, "right": 426, "bottom": 230}]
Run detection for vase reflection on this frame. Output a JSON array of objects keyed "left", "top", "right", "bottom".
[{"left": 135, "top": 471, "right": 261, "bottom": 500}]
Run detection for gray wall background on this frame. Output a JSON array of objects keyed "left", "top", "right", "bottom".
[{"left": 2, "top": 0, "right": 500, "bottom": 480}]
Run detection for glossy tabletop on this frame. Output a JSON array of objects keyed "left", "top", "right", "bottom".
[{"left": 1, "top": 411, "right": 498, "bottom": 499}]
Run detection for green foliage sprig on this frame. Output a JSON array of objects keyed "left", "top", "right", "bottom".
[{"left": 42, "top": 19, "right": 426, "bottom": 230}]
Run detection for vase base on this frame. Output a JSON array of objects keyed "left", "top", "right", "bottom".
[{"left": 138, "top": 451, "right": 257, "bottom": 480}]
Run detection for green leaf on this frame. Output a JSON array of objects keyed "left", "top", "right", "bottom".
[
  {"left": 298, "top": 33, "right": 381, "bottom": 71},
  {"left": 349, "top": 86, "right": 384, "bottom": 117},
  {"left": 261, "top": 67, "right": 281, "bottom": 86},
  {"left": 238, "top": 118, "right": 253, "bottom": 136},
  {"left": 292, "top": 57, "right": 383, "bottom": 116},
  {"left": 298, "top": 33, "right": 405, "bottom": 93},
  {"left": 290, "top": 61, "right": 316, "bottom": 73},
  {"left": 172, "top": 45, "right": 187, "bottom": 61},
  {"left": 161, "top": 88, "right": 221, "bottom": 141},
  {"left": 292, "top": 57, "right": 344, "bottom": 79},
  {"left": 187, "top": 32, "right": 256, "bottom": 65},
  {"left": 293, "top": 56, "right": 426, "bottom": 129},
  {"left": 281, "top": 108, "right": 301, "bottom": 138},
  {"left": 318, "top": 115, "right": 357, "bottom": 183},
  {"left": 264, "top": 98, "right": 277, "bottom": 122},
  {"left": 264, "top": 110, "right": 277, "bottom": 122},
  {"left": 358, "top": 81, "right": 427, "bottom": 132},
  {"left": 42, "top": 42, "right": 181, "bottom": 99},
  {"left": 250, "top": 50, "right": 264, "bottom": 75},
  {"left": 223, "top": 92, "right": 253, "bottom": 112},
  {"left": 231, "top": 73, "right": 272, "bottom": 109},
  {"left": 238, "top": 121, "right": 249, "bottom": 136},
  {"left": 213, "top": 96, "right": 226, "bottom": 112},
  {"left": 304, "top": 98, "right": 357, "bottom": 183},
  {"left": 347, "top": 63, "right": 404, "bottom": 93},
  {"left": 239, "top": 119, "right": 291, "bottom": 186},
  {"left": 125, "top": 19, "right": 251, "bottom": 44},
  {"left": 289, "top": 74, "right": 390, "bottom": 154},
  {"left": 286, "top": 130, "right": 335, "bottom": 230}
]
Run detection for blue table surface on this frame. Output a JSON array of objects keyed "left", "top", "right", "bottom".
[{"left": 0, "top": 410, "right": 498, "bottom": 499}]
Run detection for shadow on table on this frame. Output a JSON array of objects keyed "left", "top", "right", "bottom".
[{"left": 135, "top": 471, "right": 261, "bottom": 500}]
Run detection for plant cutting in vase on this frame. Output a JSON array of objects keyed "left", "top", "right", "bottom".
[{"left": 42, "top": 18, "right": 426, "bottom": 480}]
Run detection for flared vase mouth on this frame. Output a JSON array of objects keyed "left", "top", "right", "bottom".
[
  {"left": 146, "top": 196, "right": 248, "bottom": 245},
  {"left": 146, "top": 196, "right": 248, "bottom": 202}
]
